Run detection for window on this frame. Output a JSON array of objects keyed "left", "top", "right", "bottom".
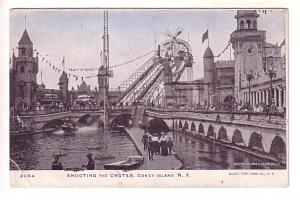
[
  {"left": 240, "top": 20, "right": 244, "bottom": 29},
  {"left": 21, "top": 48, "right": 25, "bottom": 55},
  {"left": 20, "top": 65, "right": 25, "bottom": 73},
  {"left": 246, "top": 20, "right": 251, "bottom": 29},
  {"left": 248, "top": 47, "right": 253, "bottom": 54}
]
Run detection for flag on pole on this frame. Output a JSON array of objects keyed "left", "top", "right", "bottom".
[{"left": 202, "top": 30, "right": 208, "bottom": 43}]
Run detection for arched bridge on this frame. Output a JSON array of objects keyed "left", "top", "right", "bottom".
[
  {"left": 144, "top": 107, "right": 286, "bottom": 164},
  {"left": 12, "top": 108, "right": 134, "bottom": 131}
]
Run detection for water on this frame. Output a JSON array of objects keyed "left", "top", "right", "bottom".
[
  {"left": 10, "top": 125, "right": 285, "bottom": 170},
  {"left": 171, "top": 132, "right": 285, "bottom": 170},
  {"left": 10, "top": 125, "right": 138, "bottom": 170}
]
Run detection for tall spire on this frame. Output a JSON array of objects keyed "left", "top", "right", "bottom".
[
  {"left": 25, "top": 13, "right": 27, "bottom": 29},
  {"left": 103, "top": 10, "right": 109, "bottom": 70}
]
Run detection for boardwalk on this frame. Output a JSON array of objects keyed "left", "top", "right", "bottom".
[{"left": 126, "top": 128, "right": 183, "bottom": 170}]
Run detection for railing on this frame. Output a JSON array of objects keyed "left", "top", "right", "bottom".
[
  {"left": 12, "top": 105, "right": 135, "bottom": 117},
  {"left": 145, "top": 106, "right": 286, "bottom": 126}
]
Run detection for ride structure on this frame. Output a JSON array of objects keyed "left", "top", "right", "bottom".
[{"left": 114, "top": 28, "right": 194, "bottom": 107}]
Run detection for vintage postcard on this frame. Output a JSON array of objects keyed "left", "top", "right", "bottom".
[{"left": 8, "top": 8, "right": 288, "bottom": 187}]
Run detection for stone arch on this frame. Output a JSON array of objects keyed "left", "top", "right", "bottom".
[
  {"left": 198, "top": 123, "right": 204, "bottom": 133},
  {"left": 207, "top": 124, "right": 215, "bottom": 138},
  {"left": 240, "top": 20, "right": 244, "bottom": 29},
  {"left": 183, "top": 121, "right": 189, "bottom": 130},
  {"left": 111, "top": 113, "right": 131, "bottom": 127},
  {"left": 217, "top": 126, "right": 229, "bottom": 142},
  {"left": 178, "top": 120, "right": 182, "bottom": 129},
  {"left": 77, "top": 114, "right": 91, "bottom": 124},
  {"left": 191, "top": 122, "right": 196, "bottom": 131},
  {"left": 269, "top": 136, "right": 286, "bottom": 157},
  {"left": 232, "top": 129, "right": 244, "bottom": 145},
  {"left": 248, "top": 132, "right": 264, "bottom": 151}
]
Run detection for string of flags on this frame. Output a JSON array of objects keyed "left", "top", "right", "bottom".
[
  {"left": 34, "top": 49, "right": 82, "bottom": 81},
  {"left": 33, "top": 49, "right": 154, "bottom": 82},
  {"left": 67, "top": 51, "right": 154, "bottom": 72},
  {"left": 215, "top": 43, "right": 231, "bottom": 58}
]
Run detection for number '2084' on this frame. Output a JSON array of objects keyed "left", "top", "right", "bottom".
[{"left": 20, "top": 174, "right": 35, "bottom": 178}]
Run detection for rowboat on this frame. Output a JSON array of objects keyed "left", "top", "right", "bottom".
[{"left": 104, "top": 156, "right": 144, "bottom": 170}]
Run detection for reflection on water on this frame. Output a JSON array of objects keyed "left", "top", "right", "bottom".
[
  {"left": 171, "top": 132, "right": 285, "bottom": 170},
  {"left": 10, "top": 125, "right": 138, "bottom": 170}
]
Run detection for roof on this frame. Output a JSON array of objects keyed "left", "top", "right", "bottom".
[
  {"left": 59, "top": 71, "right": 68, "bottom": 82},
  {"left": 203, "top": 47, "right": 214, "bottom": 58},
  {"left": 18, "top": 29, "right": 33, "bottom": 45}
]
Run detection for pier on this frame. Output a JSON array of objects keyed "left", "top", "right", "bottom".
[{"left": 126, "top": 128, "right": 183, "bottom": 170}]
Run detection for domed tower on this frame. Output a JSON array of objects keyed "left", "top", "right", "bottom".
[
  {"left": 230, "top": 10, "right": 266, "bottom": 102},
  {"left": 58, "top": 71, "right": 69, "bottom": 103},
  {"left": 12, "top": 29, "right": 38, "bottom": 109},
  {"left": 203, "top": 47, "right": 216, "bottom": 106}
]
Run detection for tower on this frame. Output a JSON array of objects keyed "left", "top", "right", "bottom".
[
  {"left": 11, "top": 28, "right": 38, "bottom": 109},
  {"left": 97, "top": 65, "right": 107, "bottom": 107},
  {"left": 203, "top": 46, "right": 216, "bottom": 106},
  {"left": 58, "top": 71, "right": 69, "bottom": 103},
  {"left": 230, "top": 10, "right": 266, "bottom": 102},
  {"left": 98, "top": 10, "right": 110, "bottom": 108}
]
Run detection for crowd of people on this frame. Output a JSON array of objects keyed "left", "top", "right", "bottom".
[{"left": 141, "top": 131, "right": 174, "bottom": 161}]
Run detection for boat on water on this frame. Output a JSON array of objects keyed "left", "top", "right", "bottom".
[
  {"left": 104, "top": 156, "right": 144, "bottom": 170},
  {"left": 60, "top": 121, "right": 78, "bottom": 133},
  {"left": 11, "top": 127, "right": 58, "bottom": 136},
  {"left": 112, "top": 125, "right": 126, "bottom": 133}
]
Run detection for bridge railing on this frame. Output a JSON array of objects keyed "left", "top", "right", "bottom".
[
  {"left": 15, "top": 108, "right": 70, "bottom": 116},
  {"left": 13, "top": 105, "right": 135, "bottom": 117},
  {"left": 145, "top": 106, "right": 286, "bottom": 126}
]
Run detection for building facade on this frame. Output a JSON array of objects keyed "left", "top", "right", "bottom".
[
  {"left": 202, "top": 48, "right": 235, "bottom": 108},
  {"left": 230, "top": 10, "right": 286, "bottom": 109}
]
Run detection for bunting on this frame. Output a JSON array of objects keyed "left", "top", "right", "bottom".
[
  {"left": 34, "top": 49, "right": 154, "bottom": 82},
  {"left": 67, "top": 51, "right": 154, "bottom": 72}
]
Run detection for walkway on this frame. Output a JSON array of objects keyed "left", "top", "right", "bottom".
[{"left": 126, "top": 128, "right": 183, "bottom": 170}]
